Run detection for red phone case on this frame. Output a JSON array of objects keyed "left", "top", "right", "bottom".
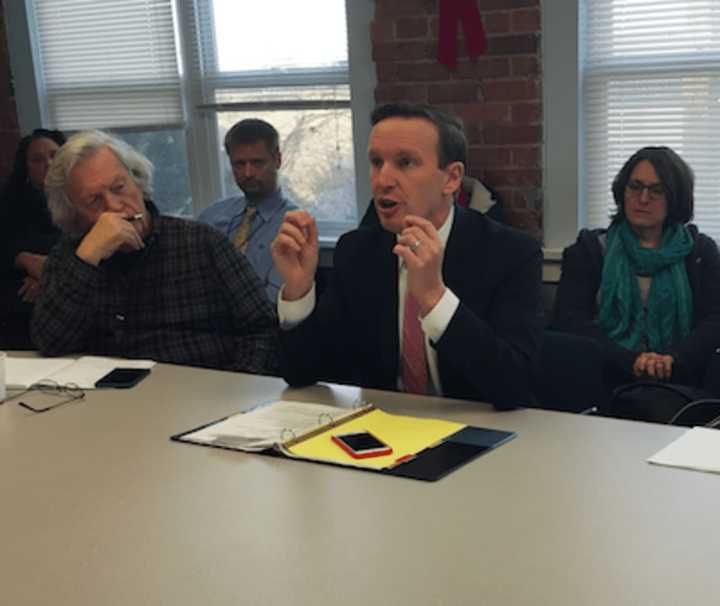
[{"left": 331, "top": 434, "right": 393, "bottom": 459}]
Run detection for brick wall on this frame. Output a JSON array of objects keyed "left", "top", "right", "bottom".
[
  {"left": 0, "top": 1, "right": 20, "bottom": 181},
  {"left": 372, "top": 0, "right": 542, "bottom": 238}
]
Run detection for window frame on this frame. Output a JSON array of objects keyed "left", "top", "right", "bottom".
[
  {"left": 544, "top": 1, "right": 720, "bottom": 253},
  {"left": 7, "top": 0, "right": 375, "bottom": 240},
  {"left": 541, "top": 0, "right": 581, "bottom": 254},
  {"left": 580, "top": 0, "right": 720, "bottom": 241}
]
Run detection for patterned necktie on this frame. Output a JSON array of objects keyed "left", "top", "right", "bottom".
[
  {"left": 401, "top": 293, "right": 428, "bottom": 394},
  {"left": 233, "top": 205, "right": 257, "bottom": 252}
]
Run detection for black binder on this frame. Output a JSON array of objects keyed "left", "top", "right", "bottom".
[{"left": 172, "top": 410, "right": 516, "bottom": 482}]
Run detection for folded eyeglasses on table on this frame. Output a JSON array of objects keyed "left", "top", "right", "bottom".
[{"left": 0, "top": 379, "right": 85, "bottom": 413}]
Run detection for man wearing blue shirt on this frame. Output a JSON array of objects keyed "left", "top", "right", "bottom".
[{"left": 198, "top": 119, "right": 297, "bottom": 302}]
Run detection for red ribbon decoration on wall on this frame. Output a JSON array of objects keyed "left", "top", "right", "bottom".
[{"left": 437, "top": 0, "right": 487, "bottom": 70}]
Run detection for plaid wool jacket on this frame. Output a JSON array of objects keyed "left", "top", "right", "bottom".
[{"left": 32, "top": 203, "right": 279, "bottom": 375}]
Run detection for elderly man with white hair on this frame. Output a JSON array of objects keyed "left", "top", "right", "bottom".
[{"left": 31, "top": 130, "right": 279, "bottom": 374}]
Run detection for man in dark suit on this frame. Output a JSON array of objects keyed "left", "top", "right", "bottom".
[{"left": 271, "top": 103, "right": 542, "bottom": 409}]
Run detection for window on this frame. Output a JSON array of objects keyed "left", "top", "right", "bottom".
[
  {"left": 581, "top": 0, "right": 720, "bottom": 240},
  {"left": 27, "top": 0, "right": 192, "bottom": 216},
  {"left": 118, "top": 128, "right": 193, "bottom": 216},
  {"left": 215, "top": 103, "right": 356, "bottom": 224},
  {"left": 190, "top": 0, "right": 357, "bottom": 236},
  {"left": 13, "top": 0, "right": 372, "bottom": 235},
  {"left": 30, "top": 0, "right": 183, "bottom": 130}
]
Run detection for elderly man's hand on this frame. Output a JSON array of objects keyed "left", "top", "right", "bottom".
[
  {"left": 271, "top": 210, "right": 319, "bottom": 301},
  {"left": 75, "top": 212, "right": 145, "bottom": 266},
  {"left": 393, "top": 215, "right": 446, "bottom": 316}
]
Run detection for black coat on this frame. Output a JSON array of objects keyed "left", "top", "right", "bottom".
[
  {"left": 0, "top": 183, "right": 59, "bottom": 278},
  {"left": 0, "top": 182, "right": 60, "bottom": 348},
  {"left": 552, "top": 226, "right": 720, "bottom": 384},
  {"left": 280, "top": 205, "right": 544, "bottom": 409}
]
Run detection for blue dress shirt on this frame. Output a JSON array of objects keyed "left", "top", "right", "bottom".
[{"left": 198, "top": 189, "right": 297, "bottom": 302}]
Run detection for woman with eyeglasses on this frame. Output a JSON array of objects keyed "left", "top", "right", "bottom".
[
  {"left": 0, "top": 128, "right": 66, "bottom": 348},
  {"left": 552, "top": 146, "right": 720, "bottom": 398}
]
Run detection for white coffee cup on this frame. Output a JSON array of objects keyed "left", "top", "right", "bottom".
[{"left": 0, "top": 351, "right": 6, "bottom": 402}]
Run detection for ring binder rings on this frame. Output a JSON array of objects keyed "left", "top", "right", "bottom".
[
  {"left": 280, "top": 428, "right": 297, "bottom": 442},
  {"left": 171, "top": 400, "right": 516, "bottom": 482}
]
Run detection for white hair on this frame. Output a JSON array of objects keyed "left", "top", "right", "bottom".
[{"left": 45, "top": 130, "right": 154, "bottom": 236}]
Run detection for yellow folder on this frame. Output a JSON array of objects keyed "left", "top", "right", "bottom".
[{"left": 283, "top": 407, "right": 465, "bottom": 470}]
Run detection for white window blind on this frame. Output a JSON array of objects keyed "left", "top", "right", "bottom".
[
  {"left": 30, "top": 0, "right": 183, "bottom": 130},
  {"left": 581, "top": 0, "right": 720, "bottom": 240}
]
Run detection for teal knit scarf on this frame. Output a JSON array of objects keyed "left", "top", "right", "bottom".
[{"left": 598, "top": 220, "right": 693, "bottom": 353}]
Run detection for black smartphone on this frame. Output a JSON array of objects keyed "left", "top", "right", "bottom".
[{"left": 95, "top": 368, "right": 151, "bottom": 389}]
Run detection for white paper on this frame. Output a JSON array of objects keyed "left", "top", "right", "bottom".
[
  {"left": 5, "top": 356, "right": 156, "bottom": 390},
  {"left": 5, "top": 358, "right": 76, "bottom": 389},
  {"left": 185, "top": 400, "right": 354, "bottom": 452},
  {"left": 647, "top": 427, "right": 720, "bottom": 474},
  {"left": 49, "top": 356, "right": 155, "bottom": 389}
]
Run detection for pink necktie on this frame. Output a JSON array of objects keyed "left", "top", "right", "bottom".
[{"left": 402, "top": 293, "right": 428, "bottom": 394}]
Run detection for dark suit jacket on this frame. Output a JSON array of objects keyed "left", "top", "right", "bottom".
[{"left": 280, "top": 205, "right": 544, "bottom": 409}]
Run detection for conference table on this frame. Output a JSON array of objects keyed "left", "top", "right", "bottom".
[{"left": 2, "top": 359, "right": 719, "bottom": 605}]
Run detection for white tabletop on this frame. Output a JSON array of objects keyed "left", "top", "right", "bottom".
[{"left": 1, "top": 361, "right": 719, "bottom": 605}]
